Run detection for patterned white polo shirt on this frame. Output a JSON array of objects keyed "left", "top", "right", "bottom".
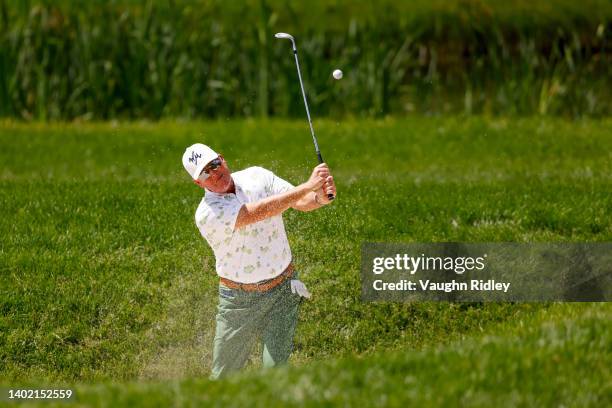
[{"left": 195, "top": 166, "right": 294, "bottom": 283}]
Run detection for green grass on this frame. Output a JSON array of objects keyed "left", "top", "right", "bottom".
[{"left": 0, "top": 117, "right": 611, "bottom": 405}]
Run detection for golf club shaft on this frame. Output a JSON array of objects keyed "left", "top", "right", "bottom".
[{"left": 291, "top": 48, "right": 335, "bottom": 201}]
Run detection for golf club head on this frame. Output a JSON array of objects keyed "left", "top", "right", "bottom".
[
  {"left": 275, "top": 32, "right": 296, "bottom": 50},
  {"left": 274, "top": 32, "right": 294, "bottom": 40}
]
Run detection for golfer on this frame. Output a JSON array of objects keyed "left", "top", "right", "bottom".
[{"left": 182, "top": 143, "right": 336, "bottom": 379}]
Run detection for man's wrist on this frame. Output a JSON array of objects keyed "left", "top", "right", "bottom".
[{"left": 298, "top": 183, "right": 317, "bottom": 194}]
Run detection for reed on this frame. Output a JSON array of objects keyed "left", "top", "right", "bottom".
[{"left": 0, "top": 0, "right": 609, "bottom": 120}]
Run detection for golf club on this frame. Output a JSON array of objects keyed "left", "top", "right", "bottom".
[{"left": 275, "top": 32, "right": 335, "bottom": 201}]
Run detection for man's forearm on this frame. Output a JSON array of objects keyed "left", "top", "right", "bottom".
[
  {"left": 292, "top": 191, "right": 323, "bottom": 212},
  {"left": 234, "top": 184, "right": 312, "bottom": 229}
]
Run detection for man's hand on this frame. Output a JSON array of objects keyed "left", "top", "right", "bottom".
[
  {"left": 304, "top": 163, "right": 330, "bottom": 192},
  {"left": 291, "top": 165, "right": 336, "bottom": 211},
  {"left": 315, "top": 174, "right": 336, "bottom": 205}
]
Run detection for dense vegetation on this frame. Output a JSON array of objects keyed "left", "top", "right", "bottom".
[{"left": 0, "top": 0, "right": 610, "bottom": 120}]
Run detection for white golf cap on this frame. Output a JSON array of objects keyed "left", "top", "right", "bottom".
[{"left": 182, "top": 143, "right": 219, "bottom": 180}]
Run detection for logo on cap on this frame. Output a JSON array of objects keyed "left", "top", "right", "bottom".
[{"left": 189, "top": 151, "right": 202, "bottom": 165}]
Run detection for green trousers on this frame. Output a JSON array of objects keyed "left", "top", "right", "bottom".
[{"left": 210, "top": 274, "right": 301, "bottom": 379}]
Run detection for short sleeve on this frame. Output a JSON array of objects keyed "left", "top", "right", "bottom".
[
  {"left": 257, "top": 167, "right": 294, "bottom": 195},
  {"left": 195, "top": 196, "right": 243, "bottom": 248}
]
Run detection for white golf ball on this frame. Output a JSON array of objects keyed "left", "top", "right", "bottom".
[{"left": 332, "top": 69, "right": 343, "bottom": 80}]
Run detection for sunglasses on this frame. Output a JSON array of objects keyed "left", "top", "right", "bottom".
[{"left": 198, "top": 157, "right": 223, "bottom": 181}]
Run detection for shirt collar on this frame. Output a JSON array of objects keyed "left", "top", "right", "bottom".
[{"left": 204, "top": 177, "right": 242, "bottom": 197}]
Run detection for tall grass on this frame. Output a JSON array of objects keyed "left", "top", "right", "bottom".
[{"left": 0, "top": 0, "right": 610, "bottom": 120}]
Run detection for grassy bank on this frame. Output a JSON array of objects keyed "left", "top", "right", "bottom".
[{"left": 65, "top": 303, "right": 612, "bottom": 407}]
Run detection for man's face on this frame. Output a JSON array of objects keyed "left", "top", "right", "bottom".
[{"left": 195, "top": 155, "right": 233, "bottom": 193}]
